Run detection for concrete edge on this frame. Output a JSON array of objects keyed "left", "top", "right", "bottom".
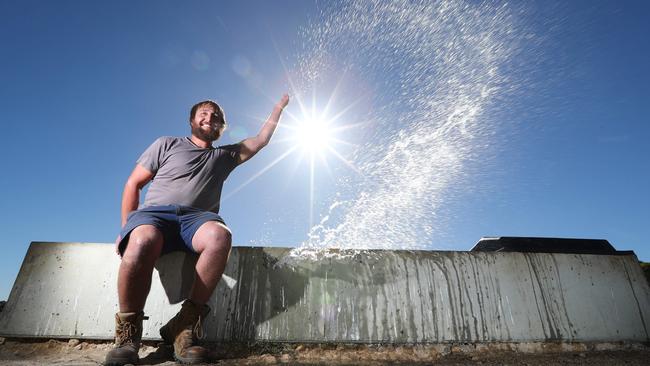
[{"left": 21, "top": 241, "right": 646, "bottom": 257}]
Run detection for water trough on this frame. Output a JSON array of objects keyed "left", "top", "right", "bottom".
[{"left": 0, "top": 241, "right": 648, "bottom": 344}]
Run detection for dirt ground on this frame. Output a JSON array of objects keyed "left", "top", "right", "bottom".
[{"left": 0, "top": 338, "right": 648, "bottom": 365}]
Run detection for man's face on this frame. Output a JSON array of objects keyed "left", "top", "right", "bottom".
[{"left": 190, "top": 105, "right": 223, "bottom": 142}]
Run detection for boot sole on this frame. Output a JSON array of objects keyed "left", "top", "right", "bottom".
[
  {"left": 104, "top": 350, "right": 140, "bottom": 365},
  {"left": 104, "top": 358, "right": 139, "bottom": 366},
  {"left": 173, "top": 355, "right": 207, "bottom": 365}
]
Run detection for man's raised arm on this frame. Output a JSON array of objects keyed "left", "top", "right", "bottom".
[{"left": 237, "top": 94, "right": 289, "bottom": 164}]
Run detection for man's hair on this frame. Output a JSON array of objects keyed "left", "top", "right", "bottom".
[{"left": 189, "top": 100, "right": 227, "bottom": 128}]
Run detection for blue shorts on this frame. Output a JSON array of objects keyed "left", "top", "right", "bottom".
[{"left": 117, "top": 205, "right": 227, "bottom": 256}]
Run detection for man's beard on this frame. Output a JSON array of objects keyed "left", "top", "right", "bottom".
[{"left": 191, "top": 124, "right": 220, "bottom": 142}]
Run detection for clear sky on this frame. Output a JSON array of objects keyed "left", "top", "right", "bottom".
[{"left": 1, "top": 0, "right": 648, "bottom": 301}]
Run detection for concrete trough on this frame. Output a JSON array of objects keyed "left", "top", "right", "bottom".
[{"left": 0, "top": 242, "right": 648, "bottom": 343}]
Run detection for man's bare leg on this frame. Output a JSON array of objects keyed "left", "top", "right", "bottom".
[
  {"left": 117, "top": 224, "right": 164, "bottom": 312},
  {"left": 189, "top": 221, "right": 232, "bottom": 304},
  {"left": 156, "top": 221, "right": 231, "bottom": 363},
  {"left": 107, "top": 225, "right": 164, "bottom": 365}
]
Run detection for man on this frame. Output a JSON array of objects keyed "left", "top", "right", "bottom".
[{"left": 105, "top": 94, "right": 289, "bottom": 365}]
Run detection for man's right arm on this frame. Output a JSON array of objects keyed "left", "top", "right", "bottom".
[{"left": 120, "top": 164, "right": 155, "bottom": 227}]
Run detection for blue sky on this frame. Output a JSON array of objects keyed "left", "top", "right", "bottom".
[{"left": 1, "top": 0, "right": 648, "bottom": 301}]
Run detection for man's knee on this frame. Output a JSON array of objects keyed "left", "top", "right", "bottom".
[
  {"left": 195, "top": 222, "right": 232, "bottom": 253},
  {"left": 123, "top": 225, "right": 163, "bottom": 261}
]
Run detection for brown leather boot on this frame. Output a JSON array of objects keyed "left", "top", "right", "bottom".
[
  {"left": 159, "top": 300, "right": 210, "bottom": 364},
  {"left": 104, "top": 311, "right": 146, "bottom": 366}
]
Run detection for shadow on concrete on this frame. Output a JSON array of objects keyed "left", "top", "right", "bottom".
[
  {"left": 153, "top": 248, "right": 400, "bottom": 342},
  {"left": 154, "top": 252, "right": 199, "bottom": 305}
]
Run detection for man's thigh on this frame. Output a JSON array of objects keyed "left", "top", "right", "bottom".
[
  {"left": 117, "top": 205, "right": 187, "bottom": 256},
  {"left": 178, "top": 207, "right": 230, "bottom": 253}
]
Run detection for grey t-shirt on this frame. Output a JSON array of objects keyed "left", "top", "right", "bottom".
[{"left": 137, "top": 136, "right": 239, "bottom": 213}]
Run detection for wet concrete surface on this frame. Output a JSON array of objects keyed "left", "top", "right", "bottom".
[
  {"left": 4, "top": 244, "right": 650, "bottom": 344},
  {"left": 0, "top": 339, "right": 648, "bottom": 365}
]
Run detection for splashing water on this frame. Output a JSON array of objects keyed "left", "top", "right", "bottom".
[{"left": 288, "top": 0, "right": 520, "bottom": 258}]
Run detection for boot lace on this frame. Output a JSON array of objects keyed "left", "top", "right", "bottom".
[
  {"left": 116, "top": 315, "right": 147, "bottom": 346},
  {"left": 116, "top": 321, "right": 137, "bottom": 346},
  {"left": 193, "top": 315, "right": 204, "bottom": 340}
]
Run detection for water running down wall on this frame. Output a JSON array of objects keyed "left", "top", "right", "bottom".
[{"left": 1, "top": 242, "right": 648, "bottom": 343}]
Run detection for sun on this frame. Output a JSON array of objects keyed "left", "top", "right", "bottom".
[{"left": 294, "top": 112, "right": 332, "bottom": 154}]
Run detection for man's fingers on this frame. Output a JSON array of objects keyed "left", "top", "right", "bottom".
[{"left": 280, "top": 94, "right": 290, "bottom": 107}]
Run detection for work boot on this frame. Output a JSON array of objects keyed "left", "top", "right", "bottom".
[
  {"left": 104, "top": 311, "right": 146, "bottom": 366},
  {"left": 160, "top": 300, "right": 210, "bottom": 364}
]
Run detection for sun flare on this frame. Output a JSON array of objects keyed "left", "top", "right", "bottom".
[{"left": 294, "top": 113, "right": 332, "bottom": 153}]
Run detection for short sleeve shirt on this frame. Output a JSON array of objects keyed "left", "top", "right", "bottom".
[{"left": 137, "top": 136, "right": 239, "bottom": 213}]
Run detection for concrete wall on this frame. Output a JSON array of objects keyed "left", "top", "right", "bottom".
[{"left": 0, "top": 242, "right": 648, "bottom": 343}]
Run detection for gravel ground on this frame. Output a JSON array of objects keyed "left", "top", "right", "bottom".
[{"left": 0, "top": 338, "right": 648, "bottom": 365}]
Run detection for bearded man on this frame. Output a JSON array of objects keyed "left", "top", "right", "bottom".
[{"left": 105, "top": 94, "right": 289, "bottom": 365}]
